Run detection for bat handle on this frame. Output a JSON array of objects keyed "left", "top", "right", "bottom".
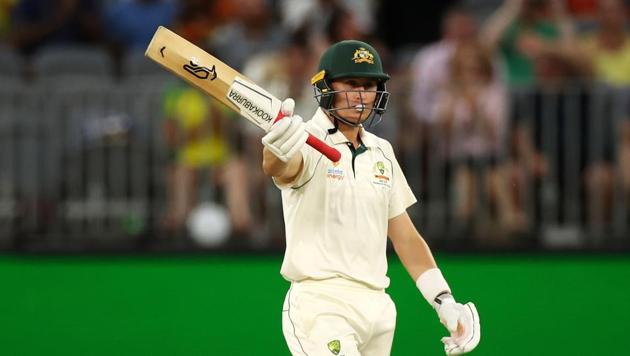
[
  {"left": 306, "top": 134, "right": 342, "bottom": 162},
  {"left": 273, "top": 111, "right": 285, "bottom": 123},
  {"left": 274, "top": 112, "right": 341, "bottom": 162}
]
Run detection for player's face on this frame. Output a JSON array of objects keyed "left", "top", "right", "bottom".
[{"left": 330, "top": 78, "right": 378, "bottom": 124}]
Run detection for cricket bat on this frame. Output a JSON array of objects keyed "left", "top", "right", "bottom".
[{"left": 145, "top": 26, "right": 341, "bottom": 162}]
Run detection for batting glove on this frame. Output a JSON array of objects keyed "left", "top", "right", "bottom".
[
  {"left": 261, "top": 98, "right": 309, "bottom": 162},
  {"left": 435, "top": 294, "right": 480, "bottom": 355},
  {"left": 416, "top": 268, "right": 481, "bottom": 355}
]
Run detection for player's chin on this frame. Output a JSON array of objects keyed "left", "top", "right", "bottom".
[{"left": 338, "top": 109, "right": 370, "bottom": 125}]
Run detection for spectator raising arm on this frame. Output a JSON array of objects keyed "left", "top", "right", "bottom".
[{"left": 480, "top": 0, "right": 524, "bottom": 52}]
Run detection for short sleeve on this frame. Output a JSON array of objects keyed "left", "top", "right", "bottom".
[{"left": 387, "top": 145, "right": 417, "bottom": 219}]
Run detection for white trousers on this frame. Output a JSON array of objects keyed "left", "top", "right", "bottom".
[{"left": 282, "top": 278, "right": 397, "bottom": 356}]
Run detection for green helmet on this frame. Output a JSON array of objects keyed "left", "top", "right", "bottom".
[
  {"left": 315, "top": 40, "right": 390, "bottom": 81},
  {"left": 311, "top": 40, "right": 390, "bottom": 127}
]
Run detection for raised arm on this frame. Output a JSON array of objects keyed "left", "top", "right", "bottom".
[
  {"left": 551, "top": 0, "right": 578, "bottom": 51},
  {"left": 480, "top": 0, "right": 524, "bottom": 52},
  {"left": 262, "top": 147, "right": 304, "bottom": 184},
  {"left": 261, "top": 98, "right": 308, "bottom": 185}
]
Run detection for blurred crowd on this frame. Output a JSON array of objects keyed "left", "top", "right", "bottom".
[{"left": 1, "top": 0, "right": 630, "bottom": 250}]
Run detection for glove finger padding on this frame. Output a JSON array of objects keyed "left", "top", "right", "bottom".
[
  {"left": 279, "top": 117, "right": 306, "bottom": 152},
  {"left": 437, "top": 300, "right": 460, "bottom": 334},
  {"left": 441, "top": 336, "right": 461, "bottom": 355},
  {"left": 263, "top": 118, "right": 292, "bottom": 145},
  {"left": 262, "top": 115, "right": 307, "bottom": 162},
  {"left": 284, "top": 131, "right": 309, "bottom": 162},
  {"left": 281, "top": 98, "right": 295, "bottom": 116},
  {"left": 441, "top": 302, "right": 480, "bottom": 355}
]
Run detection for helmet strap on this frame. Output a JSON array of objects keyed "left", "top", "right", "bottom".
[
  {"left": 326, "top": 110, "right": 362, "bottom": 132},
  {"left": 327, "top": 115, "right": 340, "bottom": 134}
]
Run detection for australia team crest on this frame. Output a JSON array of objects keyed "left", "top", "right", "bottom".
[
  {"left": 327, "top": 339, "right": 341, "bottom": 355},
  {"left": 352, "top": 47, "right": 374, "bottom": 64},
  {"left": 372, "top": 161, "right": 391, "bottom": 187}
]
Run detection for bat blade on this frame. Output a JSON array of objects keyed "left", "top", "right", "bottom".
[
  {"left": 145, "top": 26, "right": 241, "bottom": 116},
  {"left": 145, "top": 26, "right": 341, "bottom": 162}
]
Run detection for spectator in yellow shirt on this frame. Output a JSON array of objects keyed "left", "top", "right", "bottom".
[
  {"left": 161, "top": 81, "right": 256, "bottom": 240},
  {"left": 579, "top": 0, "right": 630, "bottom": 86}
]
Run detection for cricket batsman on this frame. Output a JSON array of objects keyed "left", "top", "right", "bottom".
[{"left": 261, "top": 40, "right": 481, "bottom": 355}]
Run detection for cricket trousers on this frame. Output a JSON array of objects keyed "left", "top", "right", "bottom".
[{"left": 282, "top": 278, "right": 397, "bottom": 356}]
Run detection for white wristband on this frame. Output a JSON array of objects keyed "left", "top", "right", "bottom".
[{"left": 415, "top": 268, "right": 451, "bottom": 308}]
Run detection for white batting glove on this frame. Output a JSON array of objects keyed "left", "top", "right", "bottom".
[
  {"left": 261, "top": 98, "right": 308, "bottom": 162},
  {"left": 435, "top": 295, "right": 480, "bottom": 355},
  {"left": 416, "top": 269, "right": 481, "bottom": 355}
]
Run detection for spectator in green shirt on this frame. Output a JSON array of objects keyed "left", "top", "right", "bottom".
[{"left": 481, "top": 0, "right": 578, "bottom": 87}]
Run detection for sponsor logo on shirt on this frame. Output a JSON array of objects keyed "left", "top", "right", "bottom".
[
  {"left": 327, "top": 164, "right": 345, "bottom": 181},
  {"left": 372, "top": 161, "right": 391, "bottom": 187}
]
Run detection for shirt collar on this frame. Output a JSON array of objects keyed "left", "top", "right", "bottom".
[{"left": 312, "top": 108, "right": 378, "bottom": 148}]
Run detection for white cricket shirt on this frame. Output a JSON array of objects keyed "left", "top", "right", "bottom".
[{"left": 274, "top": 108, "right": 417, "bottom": 289}]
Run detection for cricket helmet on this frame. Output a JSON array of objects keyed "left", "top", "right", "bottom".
[{"left": 311, "top": 40, "right": 390, "bottom": 128}]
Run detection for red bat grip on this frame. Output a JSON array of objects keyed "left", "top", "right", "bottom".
[
  {"left": 273, "top": 111, "right": 285, "bottom": 123},
  {"left": 305, "top": 135, "right": 341, "bottom": 162},
  {"left": 274, "top": 112, "right": 341, "bottom": 162}
]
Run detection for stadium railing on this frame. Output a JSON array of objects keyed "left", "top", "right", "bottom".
[{"left": 0, "top": 77, "right": 628, "bottom": 252}]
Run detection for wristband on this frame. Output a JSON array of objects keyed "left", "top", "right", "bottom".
[{"left": 415, "top": 268, "right": 452, "bottom": 308}]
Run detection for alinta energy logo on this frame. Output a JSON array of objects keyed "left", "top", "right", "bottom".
[
  {"left": 183, "top": 57, "right": 217, "bottom": 80},
  {"left": 327, "top": 163, "right": 344, "bottom": 181}
]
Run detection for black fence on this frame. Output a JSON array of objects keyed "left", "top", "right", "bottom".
[{"left": 1, "top": 73, "right": 629, "bottom": 252}]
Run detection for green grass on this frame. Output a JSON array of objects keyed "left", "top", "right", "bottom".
[{"left": 0, "top": 254, "right": 628, "bottom": 355}]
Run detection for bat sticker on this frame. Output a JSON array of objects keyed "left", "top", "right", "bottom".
[
  {"left": 183, "top": 61, "right": 217, "bottom": 80},
  {"left": 227, "top": 77, "right": 281, "bottom": 130}
]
